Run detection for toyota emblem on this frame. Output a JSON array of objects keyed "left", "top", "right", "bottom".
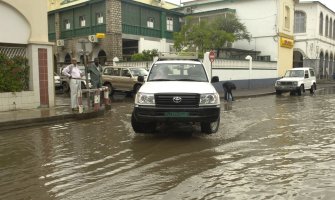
[{"left": 173, "top": 96, "right": 182, "bottom": 103}]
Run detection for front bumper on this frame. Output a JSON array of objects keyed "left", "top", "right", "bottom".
[
  {"left": 275, "top": 85, "right": 300, "bottom": 92},
  {"left": 133, "top": 106, "right": 220, "bottom": 123}
]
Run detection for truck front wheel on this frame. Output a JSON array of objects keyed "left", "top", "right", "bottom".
[
  {"left": 201, "top": 116, "right": 220, "bottom": 134},
  {"left": 131, "top": 112, "right": 156, "bottom": 134}
]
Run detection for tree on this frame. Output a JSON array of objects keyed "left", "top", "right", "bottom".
[
  {"left": 131, "top": 49, "right": 158, "bottom": 61},
  {"left": 173, "top": 13, "right": 250, "bottom": 55}
]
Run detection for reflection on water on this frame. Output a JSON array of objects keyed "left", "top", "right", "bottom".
[{"left": 0, "top": 87, "right": 335, "bottom": 199}]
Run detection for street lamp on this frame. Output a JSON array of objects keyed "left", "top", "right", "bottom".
[{"left": 245, "top": 55, "right": 252, "bottom": 89}]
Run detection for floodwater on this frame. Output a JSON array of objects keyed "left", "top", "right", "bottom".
[{"left": 1, "top": 87, "right": 335, "bottom": 200}]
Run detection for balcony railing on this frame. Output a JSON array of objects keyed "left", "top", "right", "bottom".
[
  {"left": 48, "top": 33, "right": 56, "bottom": 41},
  {"left": 91, "top": 24, "right": 106, "bottom": 34},
  {"left": 59, "top": 24, "right": 107, "bottom": 39},
  {"left": 122, "top": 24, "right": 161, "bottom": 38}
]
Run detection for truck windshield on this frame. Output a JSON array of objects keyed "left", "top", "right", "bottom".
[
  {"left": 284, "top": 70, "right": 304, "bottom": 77},
  {"left": 148, "top": 63, "right": 208, "bottom": 82}
]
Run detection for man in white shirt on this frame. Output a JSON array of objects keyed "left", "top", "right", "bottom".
[{"left": 62, "top": 58, "right": 84, "bottom": 111}]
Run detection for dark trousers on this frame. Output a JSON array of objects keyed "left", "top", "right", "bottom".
[{"left": 224, "top": 88, "right": 234, "bottom": 101}]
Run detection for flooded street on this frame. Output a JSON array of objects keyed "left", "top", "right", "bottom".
[{"left": 1, "top": 87, "right": 335, "bottom": 200}]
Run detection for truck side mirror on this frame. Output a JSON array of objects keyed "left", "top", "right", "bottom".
[
  {"left": 211, "top": 76, "right": 219, "bottom": 83},
  {"left": 138, "top": 76, "right": 144, "bottom": 82}
]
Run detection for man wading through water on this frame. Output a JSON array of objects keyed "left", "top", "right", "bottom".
[{"left": 62, "top": 58, "right": 84, "bottom": 112}]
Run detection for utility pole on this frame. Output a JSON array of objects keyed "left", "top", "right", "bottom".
[{"left": 78, "top": 40, "right": 91, "bottom": 110}]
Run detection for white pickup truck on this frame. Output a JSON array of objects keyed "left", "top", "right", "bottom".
[
  {"left": 131, "top": 52, "right": 221, "bottom": 134},
  {"left": 275, "top": 67, "right": 317, "bottom": 95}
]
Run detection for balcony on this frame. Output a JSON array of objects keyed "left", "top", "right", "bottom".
[{"left": 122, "top": 24, "right": 161, "bottom": 38}]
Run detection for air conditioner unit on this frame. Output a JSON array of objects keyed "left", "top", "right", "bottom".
[
  {"left": 56, "top": 39, "right": 64, "bottom": 47},
  {"left": 88, "top": 35, "right": 98, "bottom": 43},
  {"left": 186, "top": 7, "right": 193, "bottom": 14}
]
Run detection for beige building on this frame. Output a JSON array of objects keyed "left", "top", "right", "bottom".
[{"left": 0, "top": 0, "right": 54, "bottom": 111}]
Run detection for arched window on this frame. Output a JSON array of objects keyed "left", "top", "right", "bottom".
[
  {"left": 325, "top": 52, "right": 329, "bottom": 78},
  {"left": 319, "top": 12, "right": 324, "bottom": 35},
  {"left": 294, "top": 11, "right": 306, "bottom": 33},
  {"left": 330, "top": 53, "right": 334, "bottom": 77},
  {"left": 65, "top": 53, "right": 71, "bottom": 64},
  {"left": 333, "top": 21, "right": 335, "bottom": 39},
  {"left": 330, "top": 18, "right": 333, "bottom": 38},
  {"left": 325, "top": 15, "right": 329, "bottom": 37},
  {"left": 293, "top": 51, "right": 304, "bottom": 67},
  {"left": 319, "top": 51, "right": 324, "bottom": 79},
  {"left": 284, "top": 6, "right": 290, "bottom": 29},
  {"left": 98, "top": 50, "right": 107, "bottom": 66}
]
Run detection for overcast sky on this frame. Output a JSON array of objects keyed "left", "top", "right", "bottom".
[{"left": 165, "top": 0, "right": 335, "bottom": 12}]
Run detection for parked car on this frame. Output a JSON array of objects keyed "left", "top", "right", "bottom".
[
  {"left": 60, "top": 65, "right": 91, "bottom": 92},
  {"left": 131, "top": 52, "right": 221, "bottom": 134},
  {"left": 54, "top": 72, "right": 61, "bottom": 89},
  {"left": 101, "top": 66, "right": 148, "bottom": 95},
  {"left": 275, "top": 67, "right": 317, "bottom": 95}
]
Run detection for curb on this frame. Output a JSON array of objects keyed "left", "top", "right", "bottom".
[{"left": 0, "top": 109, "right": 106, "bottom": 131}]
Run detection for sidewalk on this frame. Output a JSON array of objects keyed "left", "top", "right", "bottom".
[{"left": 0, "top": 87, "right": 277, "bottom": 131}]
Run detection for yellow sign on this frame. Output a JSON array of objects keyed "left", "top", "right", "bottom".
[
  {"left": 96, "top": 33, "right": 106, "bottom": 39},
  {"left": 280, "top": 37, "right": 294, "bottom": 49}
]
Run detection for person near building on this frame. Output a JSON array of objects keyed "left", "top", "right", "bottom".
[
  {"left": 222, "top": 81, "right": 236, "bottom": 101},
  {"left": 62, "top": 58, "right": 84, "bottom": 111},
  {"left": 88, "top": 58, "right": 103, "bottom": 89}
]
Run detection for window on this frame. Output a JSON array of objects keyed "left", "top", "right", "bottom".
[
  {"left": 64, "top": 19, "right": 71, "bottom": 30},
  {"left": 325, "top": 16, "right": 329, "bottom": 37},
  {"left": 333, "top": 21, "right": 335, "bottom": 39},
  {"left": 294, "top": 11, "right": 306, "bottom": 33},
  {"left": 96, "top": 13, "right": 104, "bottom": 24},
  {"left": 330, "top": 18, "right": 333, "bottom": 38},
  {"left": 147, "top": 17, "right": 154, "bottom": 28},
  {"left": 320, "top": 12, "right": 324, "bottom": 35},
  {"left": 167, "top": 17, "right": 173, "bottom": 31},
  {"left": 284, "top": 6, "right": 290, "bottom": 29},
  {"left": 79, "top": 16, "right": 86, "bottom": 27}
]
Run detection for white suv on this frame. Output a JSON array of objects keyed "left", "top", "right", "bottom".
[
  {"left": 131, "top": 53, "right": 221, "bottom": 134},
  {"left": 275, "top": 67, "right": 317, "bottom": 95}
]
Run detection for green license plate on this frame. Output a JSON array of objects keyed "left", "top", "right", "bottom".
[{"left": 164, "top": 112, "right": 189, "bottom": 117}]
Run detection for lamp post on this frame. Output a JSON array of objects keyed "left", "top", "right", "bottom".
[
  {"left": 245, "top": 55, "right": 252, "bottom": 89},
  {"left": 78, "top": 40, "right": 90, "bottom": 110}
]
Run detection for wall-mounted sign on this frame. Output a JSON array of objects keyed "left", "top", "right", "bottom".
[
  {"left": 280, "top": 37, "right": 294, "bottom": 49},
  {"left": 96, "top": 33, "right": 106, "bottom": 39}
]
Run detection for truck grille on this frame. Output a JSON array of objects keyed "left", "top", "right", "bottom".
[
  {"left": 280, "top": 81, "right": 293, "bottom": 86},
  {"left": 155, "top": 93, "right": 200, "bottom": 107}
]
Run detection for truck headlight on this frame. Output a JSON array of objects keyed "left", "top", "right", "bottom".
[
  {"left": 276, "top": 81, "right": 281, "bottom": 86},
  {"left": 292, "top": 81, "right": 298, "bottom": 86},
  {"left": 199, "top": 93, "right": 220, "bottom": 106},
  {"left": 135, "top": 93, "right": 155, "bottom": 105}
]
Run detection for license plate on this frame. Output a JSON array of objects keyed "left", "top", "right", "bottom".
[{"left": 164, "top": 112, "right": 189, "bottom": 117}]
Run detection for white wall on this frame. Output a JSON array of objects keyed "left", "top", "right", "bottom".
[
  {"left": 187, "top": 0, "right": 279, "bottom": 60},
  {"left": 0, "top": 2, "right": 30, "bottom": 44},
  {"left": 138, "top": 37, "right": 173, "bottom": 52}
]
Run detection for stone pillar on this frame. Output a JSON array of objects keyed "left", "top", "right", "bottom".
[{"left": 105, "top": 0, "right": 122, "bottom": 61}]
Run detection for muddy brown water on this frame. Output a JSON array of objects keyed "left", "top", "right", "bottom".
[{"left": 1, "top": 87, "right": 335, "bottom": 200}]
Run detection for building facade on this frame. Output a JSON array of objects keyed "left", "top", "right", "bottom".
[
  {"left": 181, "top": 0, "right": 297, "bottom": 77},
  {"left": 294, "top": 1, "right": 335, "bottom": 79},
  {"left": 0, "top": 0, "right": 54, "bottom": 111},
  {"left": 48, "top": 0, "right": 182, "bottom": 68}
]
